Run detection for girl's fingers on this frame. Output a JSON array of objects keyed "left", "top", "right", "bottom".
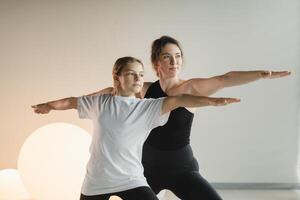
[
  {"left": 222, "top": 98, "right": 240, "bottom": 103},
  {"left": 227, "top": 98, "right": 241, "bottom": 103}
]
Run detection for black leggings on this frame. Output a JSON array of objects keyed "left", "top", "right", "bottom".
[
  {"left": 80, "top": 186, "right": 158, "bottom": 200},
  {"left": 142, "top": 144, "right": 223, "bottom": 200}
]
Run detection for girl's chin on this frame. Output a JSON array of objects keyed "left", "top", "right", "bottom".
[{"left": 132, "top": 89, "right": 142, "bottom": 93}]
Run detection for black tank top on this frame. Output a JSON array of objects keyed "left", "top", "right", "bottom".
[{"left": 144, "top": 81, "right": 194, "bottom": 150}]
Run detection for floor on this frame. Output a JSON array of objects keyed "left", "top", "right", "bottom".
[{"left": 160, "top": 190, "right": 300, "bottom": 200}]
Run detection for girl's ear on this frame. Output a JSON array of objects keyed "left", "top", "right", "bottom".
[{"left": 113, "top": 75, "right": 119, "bottom": 82}]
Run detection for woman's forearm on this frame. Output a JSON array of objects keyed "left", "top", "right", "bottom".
[{"left": 221, "top": 71, "right": 266, "bottom": 87}]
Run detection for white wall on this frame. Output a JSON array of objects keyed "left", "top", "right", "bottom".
[{"left": 0, "top": 0, "right": 299, "bottom": 183}]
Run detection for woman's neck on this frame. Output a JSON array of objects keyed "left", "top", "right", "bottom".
[{"left": 159, "top": 77, "right": 182, "bottom": 93}]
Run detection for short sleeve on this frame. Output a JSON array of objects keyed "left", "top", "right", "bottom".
[
  {"left": 77, "top": 95, "right": 101, "bottom": 119},
  {"left": 143, "top": 97, "right": 170, "bottom": 130}
]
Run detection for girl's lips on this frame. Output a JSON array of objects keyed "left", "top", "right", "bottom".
[
  {"left": 169, "top": 67, "right": 178, "bottom": 70},
  {"left": 133, "top": 84, "right": 141, "bottom": 87}
]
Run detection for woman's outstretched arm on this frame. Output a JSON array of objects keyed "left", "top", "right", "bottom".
[
  {"left": 32, "top": 97, "right": 77, "bottom": 114},
  {"left": 86, "top": 87, "right": 114, "bottom": 96},
  {"left": 168, "top": 70, "right": 291, "bottom": 97},
  {"left": 86, "top": 83, "right": 153, "bottom": 98},
  {"left": 161, "top": 95, "right": 240, "bottom": 115}
]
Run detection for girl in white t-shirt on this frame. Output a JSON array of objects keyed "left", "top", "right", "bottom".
[{"left": 32, "top": 56, "right": 240, "bottom": 200}]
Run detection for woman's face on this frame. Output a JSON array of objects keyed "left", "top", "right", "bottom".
[
  {"left": 155, "top": 43, "right": 183, "bottom": 79},
  {"left": 117, "top": 62, "right": 144, "bottom": 96}
]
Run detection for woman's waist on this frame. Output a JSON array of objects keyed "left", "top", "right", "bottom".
[{"left": 142, "top": 143, "right": 195, "bottom": 166}]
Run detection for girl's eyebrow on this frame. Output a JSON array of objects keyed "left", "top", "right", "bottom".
[{"left": 123, "top": 69, "right": 144, "bottom": 73}]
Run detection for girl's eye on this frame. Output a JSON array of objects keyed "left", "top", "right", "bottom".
[
  {"left": 140, "top": 73, "right": 144, "bottom": 77},
  {"left": 126, "top": 72, "right": 134, "bottom": 76},
  {"left": 163, "top": 55, "right": 170, "bottom": 59},
  {"left": 176, "top": 54, "right": 181, "bottom": 58}
]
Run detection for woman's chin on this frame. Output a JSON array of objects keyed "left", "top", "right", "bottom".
[{"left": 166, "top": 72, "right": 179, "bottom": 79}]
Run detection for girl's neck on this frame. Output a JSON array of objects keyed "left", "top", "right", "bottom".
[
  {"left": 159, "top": 76, "right": 182, "bottom": 93},
  {"left": 116, "top": 90, "right": 135, "bottom": 97}
]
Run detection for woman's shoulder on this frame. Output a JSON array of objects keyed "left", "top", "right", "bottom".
[
  {"left": 141, "top": 81, "right": 154, "bottom": 98},
  {"left": 165, "top": 79, "right": 192, "bottom": 96}
]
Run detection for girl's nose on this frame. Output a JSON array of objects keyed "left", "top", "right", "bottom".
[{"left": 135, "top": 74, "right": 140, "bottom": 81}]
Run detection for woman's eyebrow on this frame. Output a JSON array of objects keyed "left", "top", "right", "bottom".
[{"left": 161, "top": 52, "right": 181, "bottom": 55}]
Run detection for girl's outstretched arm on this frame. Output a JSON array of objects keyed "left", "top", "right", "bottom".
[
  {"left": 168, "top": 70, "right": 291, "bottom": 97},
  {"left": 161, "top": 95, "right": 240, "bottom": 115},
  {"left": 32, "top": 97, "right": 77, "bottom": 114}
]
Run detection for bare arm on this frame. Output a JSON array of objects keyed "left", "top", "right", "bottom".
[
  {"left": 182, "top": 70, "right": 291, "bottom": 96},
  {"left": 85, "top": 84, "right": 152, "bottom": 99},
  {"left": 161, "top": 95, "right": 240, "bottom": 115},
  {"left": 135, "top": 82, "right": 152, "bottom": 98},
  {"left": 32, "top": 97, "right": 77, "bottom": 114},
  {"left": 86, "top": 87, "right": 114, "bottom": 96}
]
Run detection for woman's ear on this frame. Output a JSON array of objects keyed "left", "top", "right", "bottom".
[{"left": 153, "top": 62, "right": 160, "bottom": 77}]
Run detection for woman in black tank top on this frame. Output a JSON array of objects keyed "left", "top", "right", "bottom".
[
  {"left": 92, "top": 36, "right": 290, "bottom": 199},
  {"left": 140, "top": 36, "right": 290, "bottom": 199}
]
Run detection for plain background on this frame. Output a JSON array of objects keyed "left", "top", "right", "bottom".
[{"left": 0, "top": 0, "right": 299, "bottom": 184}]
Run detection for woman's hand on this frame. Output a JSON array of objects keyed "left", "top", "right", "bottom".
[{"left": 261, "top": 71, "right": 291, "bottom": 79}]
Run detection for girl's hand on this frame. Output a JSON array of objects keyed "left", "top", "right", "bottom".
[
  {"left": 211, "top": 98, "right": 241, "bottom": 106},
  {"left": 261, "top": 71, "right": 291, "bottom": 79},
  {"left": 31, "top": 103, "right": 52, "bottom": 114}
]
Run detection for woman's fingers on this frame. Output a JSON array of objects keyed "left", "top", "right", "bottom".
[
  {"left": 272, "top": 71, "right": 291, "bottom": 78},
  {"left": 263, "top": 71, "right": 291, "bottom": 79}
]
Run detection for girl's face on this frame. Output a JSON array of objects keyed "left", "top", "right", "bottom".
[
  {"left": 155, "top": 43, "right": 183, "bottom": 79},
  {"left": 117, "top": 62, "right": 144, "bottom": 97}
]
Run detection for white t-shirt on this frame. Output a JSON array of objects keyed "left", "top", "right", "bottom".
[{"left": 77, "top": 94, "right": 170, "bottom": 195}]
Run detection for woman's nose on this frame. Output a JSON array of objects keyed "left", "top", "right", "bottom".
[{"left": 170, "top": 56, "right": 176, "bottom": 65}]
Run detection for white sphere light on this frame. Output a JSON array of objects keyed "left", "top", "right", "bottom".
[
  {"left": 109, "top": 196, "right": 122, "bottom": 200},
  {"left": 0, "top": 169, "right": 32, "bottom": 200},
  {"left": 18, "top": 123, "right": 91, "bottom": 200}
]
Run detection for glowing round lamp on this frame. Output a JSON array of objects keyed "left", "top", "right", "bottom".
[
  {"left": 109, "top": 196, "right": 122, "bottom": 200},
  {"left": 18, "top": 123, "right": 91, "bottom": 200},
  {"left": 0, "top": 169, "right": 32, "bottom": 199}
]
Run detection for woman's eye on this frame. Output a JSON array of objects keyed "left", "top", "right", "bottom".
[
  {"left": 176, "top": 54, "right": 181, "bottom": 58},
  {"left": 163, "top": 55, "right": 170, "bottom": 59}
]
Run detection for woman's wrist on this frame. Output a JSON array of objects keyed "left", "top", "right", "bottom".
[{"left": 261, "top": 70, "right": 272, "bottom": 79}]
